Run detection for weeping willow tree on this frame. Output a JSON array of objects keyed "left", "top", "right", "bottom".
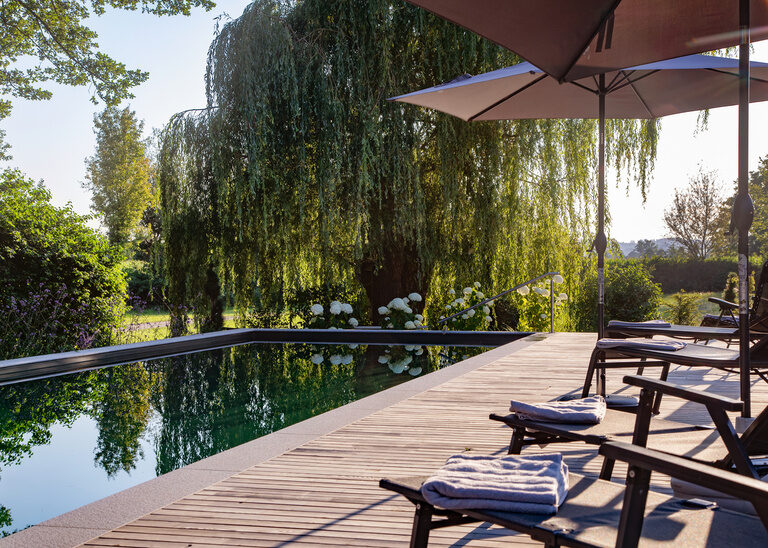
[{"left": 159, "top": 0, "right": 659, "bottom": 328}]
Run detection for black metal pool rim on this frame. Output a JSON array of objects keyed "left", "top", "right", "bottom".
[{"left": 0, "top": 328, "right": 532, "bottom": 385}]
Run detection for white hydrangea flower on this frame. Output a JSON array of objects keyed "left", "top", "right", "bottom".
[
  {"left": 377, "top": 355, "right": 389, "bottom": 364},
  {"left": 402, "top": 356, "right": 413, "bottom": 366},
  {"left": 541, "top": 289, "right": 550, "bottom": 298},
  {"left": 553, "top": 274, "right": 564, "bottom": 284},
  {"left": 533, "top": 287, "right": 545, "bottom": 295},
  {"left": 408, "top": 366, "right": 422, "bottom": 376},
  {"left": 408, "top": 292, "right": 422, "bottom": 302},
  {"left": 341, "top": 354, "right": 354, "bottom": 365},
  {"left": 310, "top": 304, "right": 324, "bottom": 315},
  {"left": 517, "top": 286, "right": 530, "bottom": 296},
  {"left": 463, "top": 287, "right": 472, "bottom": 294},
  {"left": 389, "top": 362, "right": 406, "bottom": 374},
  {"left": 467, "top": 309, "right": 476, "bottom": 317},
  {"left": 329, "top": 301, "right": 342, "bottom": 315},
  {"left": 456, "top": 298, "right": 465, "bottom": 306},
  {"left": 415, "top": 348, "right": 423, "bottom": 355},
  {"left": 348, "top": 317, "right": 359, "bottom": 327},
  {"left": 448, "top": 288, "right": 456, "bottom": 295},
  {"left": 378, "top": 306, "right": 389, "bottom": 315},
  {"left": 310, "top": 354, "right": 323, "bottom": 364},
  {"left": 445, "top": 305, "right": 451, "bottom": 311},
  {"left": 404, "top": 344, "right": 415, "bottom": 351},
  {"left": 482, "top": 306, "right": 490, "bottom": 314},
  {"left": 474, "top": 281, "right": 481, "bottom": 288},
  {"left": 403, "top": 297, "right": 410, "bottom": 304},
  {"left": 540, "top": 313, "right": 547, "bottom": 319},
  {"left": 387, "top": 323, "right": 394, "bottom": 328},
  {"left": 415, "top": 314, "right": 423, "bottom": 321},
  {"left": 347, "top": 343, "right": 359, "bottom": 349},
  {"left": 329, "top": 354, "right": 342, "bottom": 365},
  {"left": 390, "top": 297, "right": 406, "bottom": 311},
  {"left": 476, "top": 291, "right": 484, "bottom": 299},
  {"left": 485, "top": 315, "right": 492, "bottom": 322},
  {"left": 558, "top": 292, "right": 568, "bottom": 301},
  {"left": 404, "top": 306, "right": 413, "bottom": 314},
  {"left": 461, "top": 314, "right": 468, "bottom": 319},
  {"left": 328, "top": 326, "right": 337, "bottom": 330},
  {"left": 439, "top": 315, "right": 445, "bottom": 320},
  {"left": 342, "top": 303, "right": 353, "bottom": 314},
  {"left": 404, "top": 320, "right": 416, "bottom": 329},
  {"left": 414, "top": 320, "right": 422, "bottom": 327}
]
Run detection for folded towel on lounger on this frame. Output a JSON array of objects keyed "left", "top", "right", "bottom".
[
  {"left": 607, "top": 319, "right": 672, "bottom": 328},
  {"left": 421, "top": 453, "right": 569, "bottom": 514},
  {"left": 596, "top": 338, "right": 687, "bottom": 351},
  {"left": 509, "top": 396, "right": 606, "bottom": 424}
]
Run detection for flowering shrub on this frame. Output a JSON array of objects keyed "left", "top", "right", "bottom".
[
  {"left": 378, "top": 293, "right": 423, "bottom": 329},
  {"left": 307, "top": 300, "right": 359, "bottom": 329},
  {"left": 514, "top": 275, "right": 567, "bottom": 332},
  {"left": 437, "top": 282, "right": 494, "bottom": 330},
  {"left": 377, "top": 344, "right": 425, "bottom": 376}
]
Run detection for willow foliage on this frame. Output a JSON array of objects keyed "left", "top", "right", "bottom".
[{"left": 159, "top": 0, "right": 660, "bottom": 326}]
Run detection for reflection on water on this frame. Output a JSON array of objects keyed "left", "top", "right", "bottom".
[{"left": 0, "top": 342, "right": 487, "bottom": 535}]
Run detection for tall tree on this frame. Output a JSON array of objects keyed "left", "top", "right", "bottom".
[
  {"left": 159, "top": 0, "right": 659, "bottom": 326},
  {"left": 84, "top": 107, "right": 152, "bottom": 247},
  {"left": 0, "top": 0, "right": 214, "bottom": 153},
  {"left": 663, "top": 169, "right": 722, "bottom": 260}
]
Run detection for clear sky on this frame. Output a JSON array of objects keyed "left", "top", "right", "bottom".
[{"left": 1, "top": 7, "right": 768, "bottom": 244}]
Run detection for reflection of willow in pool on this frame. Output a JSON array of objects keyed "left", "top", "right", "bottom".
[{"left": 0, "top": 342, "right": 477, "bottom": 534}]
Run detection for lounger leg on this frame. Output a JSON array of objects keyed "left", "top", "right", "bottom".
[
  {"left": 582, "top": 348, "right": 602, "bottom": 398},
  {"left": 508, "top": 427, "right": 525, "bottom": 454},
  {"left": 410, "top": 502, "right": 433, "bottom": 548},
  {"left": 599, "top": 457, "right": 615, "bottom": 480},
  {"left": 651, "top": 363, "right": 670, "bottom": 415},
  {"left": 616, "top": 465, "right": 651, "bottom": 548}
]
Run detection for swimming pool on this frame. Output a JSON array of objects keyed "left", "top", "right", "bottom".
[{"left": 0, "top": 341, "right": 488, "bottom": 536}]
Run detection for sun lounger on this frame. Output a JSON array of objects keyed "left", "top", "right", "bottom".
[
  {"left": 492, "top": 375, "right": 766, "bottom": 480},
  {"left": 380, "top": 441, "right": 768, "bottom": 547},
  {"left": 606, "top": 259, "right": 768, "bottom": 344}
]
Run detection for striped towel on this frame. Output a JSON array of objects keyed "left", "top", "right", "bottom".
[
  {"left": 596, "top": 338, "right": 686, "bottom": 351},
  {"left": 608, "top": 320, "right": 671, "bottom": 328},
  {"left": 510, "top": 396, "right": 606, "bottom": 424},
  {"left": 421, "top": 453, "right": 568, "bottom": 514}
]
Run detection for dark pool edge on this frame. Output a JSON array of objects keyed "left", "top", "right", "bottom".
[
  {"left": 0, "top": 333, "right": 548, "bottom": 548},
  {"left": 0, "top": 328, "right": 531, "bottom": 385}
]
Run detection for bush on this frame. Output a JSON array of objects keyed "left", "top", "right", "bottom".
[
  {"left": 570, "top": 261, "right": 662, "bottom": 331},
  {"left": 123, "top": 260, "right": 165, "bottom": 306},
  {"left": 434, "top": 283, "right": 493, "bottom": 331},
  {"left": 0, "top": 169, "right": 126, "bottom": 358},
  {"left": 664, "top": 290, "right": 699, "bottom": 325},
  {"left": 636, "top": 257, "right": 762, "bottom": 293}
]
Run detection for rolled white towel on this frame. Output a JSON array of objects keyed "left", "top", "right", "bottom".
[
  {"left": 510, "top": 396, "right": 606, "bottom": 424},
  {"left": 421, "top": 453, "right": 568, "bottom": 514},
  {"left": 607, "top": 320, "right": 671, "bottom": 328},
  {"left": 596, "top": 338, "right": 686, "bottom": 351}
]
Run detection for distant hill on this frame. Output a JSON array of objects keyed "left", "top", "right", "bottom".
[{"left": 619, "top": 238, "right": 677, "bottom": 258}]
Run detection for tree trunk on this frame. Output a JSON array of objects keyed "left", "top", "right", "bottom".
[{"left": 358, "top": 240, "right": 430, "bottom": 323}]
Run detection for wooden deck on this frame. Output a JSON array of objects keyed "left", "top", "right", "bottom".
[{"left": 79, "top": 332, "right": 768, "bottom": 547}]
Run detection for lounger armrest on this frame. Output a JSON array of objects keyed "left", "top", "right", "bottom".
[
  {"left": 623, "top": 375, "right": 744, "bottom": 412},
  {"left": 600, "top": 441, "right": 768, "bottom": 503},
  {"left": 709, "top": 297, "right": 738, "bottom": 311}
]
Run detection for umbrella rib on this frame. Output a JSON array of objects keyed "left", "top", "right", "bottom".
[
  {"left": 558, "top": 0, "right": 623, "bottom": 82},
  {"left": 622, "top": 71, "right": 655, "bottom": 118},
  {"left": 467, "top": 74, "right": 548, "bottom": 121},
  {"left": 704, "top": 67, "right": 768, "bottom": 85},
  {"left": 569, "top": 80, "right": 599, "bottom": 95},
  {"left": 606, "top": 70, "right": 629, "bottom": 90},
  {"left": 608, "top": 69, "right": 660, "bottom": 93}
]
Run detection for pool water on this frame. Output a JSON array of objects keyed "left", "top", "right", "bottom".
[{"left": 0, "top": 341, "right": 486, "bottom": 536}]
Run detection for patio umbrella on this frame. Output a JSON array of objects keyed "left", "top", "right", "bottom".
[
  {"left": 391, "top": 53, "right": 768, "bottom": 410},
  {"left": 402, "top": 0, "right": 766, "bottom": 419}
]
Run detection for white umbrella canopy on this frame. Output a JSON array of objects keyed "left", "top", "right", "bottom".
[
  {"left": 402, "top": 0, "right": 768, "bottom": 82},
  {"left": 392, "top": 55, "right": 768, "bottom": 120}
]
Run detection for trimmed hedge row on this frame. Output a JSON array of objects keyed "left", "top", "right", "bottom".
[{"left": 618, "top": 257, "right": 763, "bottom": 293}]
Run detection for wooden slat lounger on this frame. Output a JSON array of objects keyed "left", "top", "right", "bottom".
[
  {"left": 380, "top": 441, "right": 768, "bottom": 547},
  {"left": 491, "top": 375, "right": 767, "bottom": 480}
]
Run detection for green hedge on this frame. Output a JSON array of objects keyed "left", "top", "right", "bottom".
[{"left": 620, "top": 257, "right": 763, "bottom": 293}]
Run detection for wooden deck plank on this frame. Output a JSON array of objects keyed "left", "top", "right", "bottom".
[{"left": 79, "top": 333, "right": 768, "bottom": 547}]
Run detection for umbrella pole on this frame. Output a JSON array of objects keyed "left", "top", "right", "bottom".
[
  {"left": 596, "top": 77, "right": 607, "bottom": 341},
  {"left": 737, "top": 0, "right": 755, "bottom": 419}
]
